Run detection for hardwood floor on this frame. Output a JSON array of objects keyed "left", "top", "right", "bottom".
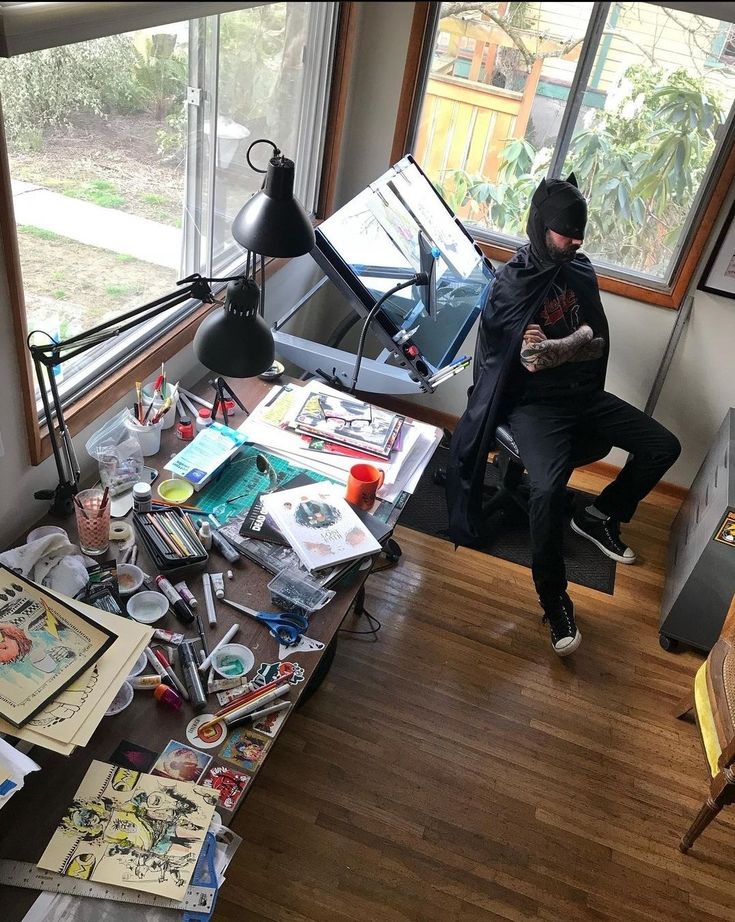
[{"left": 217, "top": 470, "right": 735, "bottom": 922}]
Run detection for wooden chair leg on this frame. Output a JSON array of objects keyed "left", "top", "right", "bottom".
[
  {"left": 680, "top": 795, "right": 723, "bottom": 852},
  {"left": 675, "top": 691, "right": 694, "bottom": 720}
]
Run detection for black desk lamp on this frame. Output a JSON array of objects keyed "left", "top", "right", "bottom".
[
  {"left": 193, "top": 139, "right": 315, "bottom": 399},
  {"left": 28, "top": 273, "right": 266, "bottom": 518}
]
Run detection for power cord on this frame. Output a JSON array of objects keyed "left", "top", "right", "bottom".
[{"left": 349, "top": 272, "right": 428, "bottom": 394}]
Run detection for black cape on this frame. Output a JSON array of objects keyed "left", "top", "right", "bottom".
[{"left": 445, "top": 208, "right": 610, "bottom": 547}]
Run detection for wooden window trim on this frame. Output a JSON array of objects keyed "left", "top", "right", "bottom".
[
  {"left": 2, "top": 4, "right": 356, "bottom": 467},
  {"left": 392, "top": 1, "right": 735, "bottom": 312}
]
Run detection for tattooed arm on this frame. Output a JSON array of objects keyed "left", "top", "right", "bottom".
[
  {"left": 520, "top": 323, "right": 594, "bottom": 372},
  {"left": 568, "top": 336, "right": 606, "bottom": 362}
]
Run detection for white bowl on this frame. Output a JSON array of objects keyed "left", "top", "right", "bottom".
[
  {"left": 126, "top": 590, "right": 169, "bottom": 624},
  {"left": 211, "top": 643, "right": 255, "bottom": 679},
  {"left": 117, "top": 563, "right": 145, "bottom": 596},
  {"left": 27, "top": 525, "right": 67, "bottom": 543}
]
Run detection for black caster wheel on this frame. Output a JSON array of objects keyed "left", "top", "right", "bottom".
[
  {"left": 659, "top": 634, "right": 679, "bottom": 652},
  {"left": 384, "top": 537, "right": 402, "bottom": 564}
]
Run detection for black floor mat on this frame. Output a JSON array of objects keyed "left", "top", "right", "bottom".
[{"left": 399, "top": 447, "right": 616, "bottom": 595}]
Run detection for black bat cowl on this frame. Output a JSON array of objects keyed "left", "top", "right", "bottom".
[{"left": 445, "top": 176, "right": 610, "bottom": 546}]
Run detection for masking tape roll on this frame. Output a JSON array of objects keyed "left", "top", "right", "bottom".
[{"left": 109, "top": 522, "right": 133, "bottom": 542}]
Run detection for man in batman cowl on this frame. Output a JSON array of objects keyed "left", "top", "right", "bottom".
[{"left": 445, "top": 174, "right": 680, "bottom": 657}]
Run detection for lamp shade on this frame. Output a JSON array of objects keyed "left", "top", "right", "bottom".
[
  {"left": 232, "top": 153, "right": 316, "bottom": 257},
  {"left": 194, "top": 278, "right": 275, "bottom": 378}
]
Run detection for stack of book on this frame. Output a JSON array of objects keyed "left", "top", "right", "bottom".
[{"left": 0, "top": 564, "right": 151, "bottom": 755}]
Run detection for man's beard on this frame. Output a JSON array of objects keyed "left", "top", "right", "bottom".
[{"left": 545, "top": 233, "right": 580, "bottom": 263}]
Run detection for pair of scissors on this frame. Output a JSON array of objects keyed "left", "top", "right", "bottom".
[{"left": 221, "top": 597, "right": 308, "bottom": 646}]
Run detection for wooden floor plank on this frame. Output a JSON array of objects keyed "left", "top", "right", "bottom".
[{"left": 219, "top": 472, "right": 735, "bottom": 921}]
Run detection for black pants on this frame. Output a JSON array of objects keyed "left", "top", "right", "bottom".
[{"left": 507, "top": 391, "right": 681, "bottom": 602}]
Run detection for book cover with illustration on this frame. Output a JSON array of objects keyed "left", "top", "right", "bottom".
[
  {"left": 261, "top": 481, "right": 382, "bottom": 572},
  {"left": 238, "top": 472, "right": 318, "bottom": 545}
]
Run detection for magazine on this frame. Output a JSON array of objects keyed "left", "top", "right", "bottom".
[
  {"left": 261, "top": 481, "right": 383, "bottom": 572},
  {"left": 163, "top": 422, "right": 249, "bottom": 491},
  {"left": 291, "top": 389, "right": 404, "bottom": 459}
]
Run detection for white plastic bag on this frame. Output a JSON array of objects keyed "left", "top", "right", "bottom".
[{"left": 85, "top": 409, "right": 145, "bottom": 495}]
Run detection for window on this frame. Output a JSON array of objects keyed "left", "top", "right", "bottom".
[
  {"left": 1, "top": 2, "right": 338, "bottom": 430},
  {"left": 402, "top": 2, "right": 735, "bottom": 300}
]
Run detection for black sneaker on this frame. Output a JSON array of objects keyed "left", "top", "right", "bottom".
[
  {"left": 571, "top": 510, "right": 636, "bottom": 564},
  {"left": 540, "top": 592, "right": 581, "bottom": 657}
]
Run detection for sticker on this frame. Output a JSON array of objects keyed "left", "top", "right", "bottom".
[
  {"left": 255, "top": 661, "right": 305, "bottom": 686},
  {"left": 200, "top": 765, "right": 250, "bottom": 811},
  {"left": 251, "top": 705, "right": 290, "bottom": 739},
  {"left": 714, "top": 511, "right": 735, "bottom": 546},
  {"left": 219, "top": 727, "right": 271, "bottom": 772},
  {"left": 216, "top": 683, "right": 253, "bottom": 707},
  {"left": 186, "top": 714, "right": 227, "bottom": 750},
  {"left": 151, "top": 740, "right": 212, "bottom": 783},
  {"left": 109, "top": 739, "right": 158, "bottom": 772},
  {"left": 278, "top": 635, "right": 325, "bottom": 660}
]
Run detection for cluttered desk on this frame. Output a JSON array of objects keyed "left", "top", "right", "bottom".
[{"left": 0, "top": 371, "right": 442, "bottom": 922}]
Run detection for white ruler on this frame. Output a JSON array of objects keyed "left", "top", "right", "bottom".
[{"left": 0, "top": 859, "right": 215, "bottom": 912}]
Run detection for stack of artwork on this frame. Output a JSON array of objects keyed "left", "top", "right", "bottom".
[{"left": 0, "top": 564, "right": 152, "bottom": 755}]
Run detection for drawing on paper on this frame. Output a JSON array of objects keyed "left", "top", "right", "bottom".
[
  {"left": 38, "top": 761, "right": 217, "bottom": 900},
  {"left": 0, "top": 565, "right": 115, "bottom": 727}
]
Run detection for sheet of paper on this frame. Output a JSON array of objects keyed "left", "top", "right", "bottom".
[
  {"left": 0, "top": 565, "right": 116, "bottom": 727},
  {"left": 0, "top": 596, "right": 151, "bottom": 750},
  {"left": 38, "top": 760, "right": 217, "bottom": 901}
]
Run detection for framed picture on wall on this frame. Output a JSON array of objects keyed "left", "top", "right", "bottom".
[{"left": 699, "top": 199, "right": 735, "bottom": 299}]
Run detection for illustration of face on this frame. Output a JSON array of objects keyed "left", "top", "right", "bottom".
[
  {"left": 0, "top": 624, "right": 32, "bottom": 664},
  {"left": 144, "top": 790, "right": 181, "bottom": 820},
  {"left": 64, "top": 800, "right": 109, "bottom": 838},
  {"left": 162, "top": 748, "right": 202, "bottom": 782}
]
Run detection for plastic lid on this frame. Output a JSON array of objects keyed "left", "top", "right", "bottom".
[
  {"left": 132, "top": 481, "right": 152, "bottom": 497},
  {"left": 198, "top": 408, "right": 212, "bottom": 419}
]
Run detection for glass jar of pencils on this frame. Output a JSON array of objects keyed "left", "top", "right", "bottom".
[{"left": 74, "top": 488, "right": 111, "bottom": 556}]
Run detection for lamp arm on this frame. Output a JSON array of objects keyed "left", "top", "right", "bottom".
[{"left": 349, "top": 273, "right": 428, "bottom": 395}]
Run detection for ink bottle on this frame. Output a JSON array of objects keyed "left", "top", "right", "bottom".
[
  {"left": 132, "top": 481, "right": 152, "bottom": 513},
  {"left": 196, "top": 408, "right": 213, "bottom": 430}
]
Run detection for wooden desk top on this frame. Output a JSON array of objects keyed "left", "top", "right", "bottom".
[{"left": 0, "top": 374, "right": 376, "bottom": 918}]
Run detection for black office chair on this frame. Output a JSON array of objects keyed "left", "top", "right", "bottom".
[{"left": 435, "top": 422, "right": 611, "bottom": 533}]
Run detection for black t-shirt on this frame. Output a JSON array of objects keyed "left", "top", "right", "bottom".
[{"left": 506, "top": 279, "right": 604, "bottom": 405}]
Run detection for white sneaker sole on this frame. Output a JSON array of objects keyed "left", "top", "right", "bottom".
[
  {"left": 570, "top": 519, "right": 636, "bottom": 564},
  {"left": 553, "top": 628, "right": 582, "bottom": 657}
]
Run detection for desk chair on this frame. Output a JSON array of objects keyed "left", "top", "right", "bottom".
[
  {"left": 676, "top": 593, "right": 735, "bottom": 853},
  {"left": 435, "top": 422, "right": 611, "bottom": 525}
]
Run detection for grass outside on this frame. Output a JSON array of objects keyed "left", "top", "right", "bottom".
[
  {"left": 10, "top": 113, "right": 184, "bottom": 227},
  {"left": 18, "top": 227, "right": 178, "bottom": 334}
]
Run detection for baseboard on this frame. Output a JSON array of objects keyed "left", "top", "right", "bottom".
[{"left": 370, "top": 396, "right": 688, "bottom": 506}]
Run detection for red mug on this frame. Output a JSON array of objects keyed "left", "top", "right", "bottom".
[{"left": 345, "top": 463, "right": 385, "bottom": 511}]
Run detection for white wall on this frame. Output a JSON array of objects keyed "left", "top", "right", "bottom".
[{"left": 0, "top": 0, "right": 732, "bottom": 547}]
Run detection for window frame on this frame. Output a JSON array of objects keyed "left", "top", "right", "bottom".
[
  {"left": 392, "top": 1, "right": 735, "bottom": 312},
  {"left": 4, "top": 1, "right": 356, "bottom": 466}
]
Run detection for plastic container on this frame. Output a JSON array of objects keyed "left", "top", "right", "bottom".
[
  {"left": 27, "top": 525, "right": 68, "bottom": 543},
  {"left": 268, "top": 568, "right": 335, "bottom": 617},
  {"left": 142, "top": 381, "right": 176, "bottom": 430},
  {"left": 125, "top": 417, "right": 163, "bottom": 457},
  {"left": 157, "top": 478, "right": 195, "bottom": 504},
  {"left": 127, "top": 651, "right": 148, "bottom": 677},
  {"left": 117, "top": 563, "right": 145, "bottom": 596},
  {"left": 126, "top": 590, "right": 169, "bottom": 623},
  {"left": 104, "top": 681, "right": 134, "bottom": 716},
  {"left": 211, "top": 643, "right": 255, "bottom": 679}
]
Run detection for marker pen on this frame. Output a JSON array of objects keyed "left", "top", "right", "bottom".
[
  {"left": 155, "top": 575, "right": 194, "bottom": 624},
  {"left": 153, "top": 648, "right": 190, "bottom": 702},
  {"left": 180, "top": 640, "right": 207, "bottom": 711}
]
